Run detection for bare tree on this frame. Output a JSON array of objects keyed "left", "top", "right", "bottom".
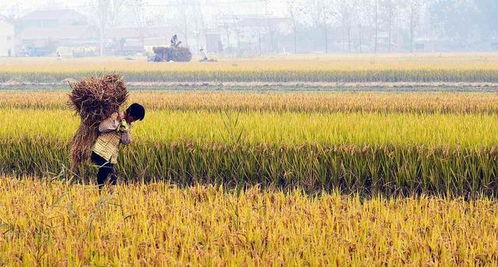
[
  {"left": 191, "top": 1, "right": 206, "bottom": 51},
  {"left": 262, "top": 0, "right": 278, "bottom": 53},
  {"left": 94, "top": 0, "right": 130, "bottom": 56},
  {"left": 350, "top": 0, "right": 369, "bottom": 53},
  {"left": 131, "top": 0, "right": 147, "bottom": 51},
  {"left": 374, "top": 0, "right": 379, "bottom": 53},
  {"left": 1, "top": 3, "right": 22, "bottom": 22},
  {"left": 96, "top": 0, "right": 109, "bottom": 56},
  {"left": 307, "top": 0, "right": 334, "bottom": 53},
  {"left": 381, "top": 0, "right": 398, "bottom": 52},
  {"left": 285, "top": 0, "right": 304, "bottom": 54},
  {"left": 406, "top": 0, "right": 422, "bottom": 52},
  {"left": 167, "top": 0, "right": 194, "bottom": 48},
  {"left": 333, "top": 0, "right": 354, "bottom": 52}
]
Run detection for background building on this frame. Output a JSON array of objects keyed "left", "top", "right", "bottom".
[
  {"left": 17, "top": 9, "right": 96, "bottom": 56},
  {"left": 0, "top": 17, "right": 15, "bottom": 57}
]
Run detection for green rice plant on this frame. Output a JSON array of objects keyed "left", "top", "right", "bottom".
[
  {"left": 1, "top": 109, "right": 497, "bottom": 147},
  {"left": 1, "top": 108, "right": 497, "bottom": 195},
  {"left": 1, "top": 137, "right": 496, "bottom": 197}
]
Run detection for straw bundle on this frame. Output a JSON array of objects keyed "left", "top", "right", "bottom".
[
  {"left": 68, "top": 74, "right": 128, "bottom": 170},
  {"left": 168, "top": 47, "right": 192, "bottom": 62},
  {"left": 153, "top": 47, "right": 192, "bottom": 62}
]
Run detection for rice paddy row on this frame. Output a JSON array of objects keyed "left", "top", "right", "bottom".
[
  {"left": 2, "top": 54, "right": 498, "bottom": 83},
  {"left": 0, "top": 177, "right": 496, "bottom": 265},
  {"left": 4, "top": 69, "right": 498, "bottom": 83},
  {"left": 1, "top": 108, "right": 497, "bottom": 196},
  {"left": 2, "top": 109, "right": 497, "bottom": 147},
  {"left": 2, "top": 91, "right": 498, "bottom": 114}
]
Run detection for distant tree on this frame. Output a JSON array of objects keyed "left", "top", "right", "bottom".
[
  {"left": 380, "top": 0, "right": 399, "bottom": 52},
  {"left": 352, "top": 0, "right": 372, "bottom": 53},
  {"left": 94, "top": 0, "right": 130, "bottom": 56},
  {"left": 333, "top": 0, "right": 354, "bottom": 52},
  {"left": 131, "top": 0, "right": 147, "bottom": 51},
  {"left": 191, "top": 1, "right": 206, "bottom": 51},
  {"left": 306, "top": 0, "right": 335, "bottom": 53},
  {"left": 0, "top": 3, "right": 22, "bottom": 22},
  {"left": 405, "top": 0, "right": 423, "bottom": 52},
  {"left": 429, "top": 0, "right": 482, "bottom": 43},
  {"left": 262, "top": 0, "right": 278, "bottom": 53},
  {"left": 285, "top": 0, "right": 306, "bottom": 54},
  {"left": 373, "top": 0, "right": 379, "bottom": 53},
  {"left": 176, "top": 0, "right": 190, "bottom": 47},
  {"left": 474, "top": 0, "right": 498, "bottom": 37}
]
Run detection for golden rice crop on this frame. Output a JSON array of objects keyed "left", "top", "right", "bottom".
[
  {"left": 0, "top": 177, "right": 496, "bottom": 265},
  {"left": 2, "top": 56, "right": 497, "bottom": 265},
  {"left": 1, "top": 54, "right": 498, "bottom": 82},
  {"left": 2, "top": 91, "right": 498, "bottom": 114}
]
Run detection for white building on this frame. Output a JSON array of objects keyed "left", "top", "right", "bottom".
[{"left": 0, "top": 18, "right": 15, "bottom": 57}]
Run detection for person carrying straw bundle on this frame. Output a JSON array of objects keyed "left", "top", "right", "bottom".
[{"left": 69, "top": 74, "right": 145, "bottom": 188}]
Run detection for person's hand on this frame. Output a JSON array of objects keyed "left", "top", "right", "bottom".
[{"left": 118, "top": 119, "right": 129, "bottom": 132}]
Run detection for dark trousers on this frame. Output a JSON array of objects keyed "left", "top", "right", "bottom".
[{"left": 91, "top": 152, "right": 117, "bottom": 187}]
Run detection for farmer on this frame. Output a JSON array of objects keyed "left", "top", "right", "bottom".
[
  {"left": 91, "top": 103, "right": 145, "bottom": 188},
  {"left": 171, "top": 34, "right": 182, "bottom": 48},
  {"left": 200, "top": 48, "right": 209, "bottom": 61}
]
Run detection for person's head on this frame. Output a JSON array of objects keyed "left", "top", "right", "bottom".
[{"left": 125, "top": 103, "right": 145, "bottom": 123}]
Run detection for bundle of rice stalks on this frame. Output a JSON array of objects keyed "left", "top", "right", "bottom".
[
  {"left": 153, "top": 47, "right": 192, "bottom": 62},
  {"left": 68, "top": 74, "right": 128, "bottom": 171},
  {"left": 168, "top": 47, "right": 192, "bottom": 62}
]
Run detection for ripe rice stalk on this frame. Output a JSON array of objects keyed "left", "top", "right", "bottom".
[
  {"left": 1, "top": 177, "right": 497, "bottom": 265},
  {"left": 3, "top": 91, "right": 498, "bottom": 114},
  {"left": 3, "top": 54, "right": 498, "bottom": 83}
]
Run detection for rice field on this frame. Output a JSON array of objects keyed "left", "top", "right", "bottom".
[
  {"left": 2, "top": 54, "right": 498, "bottom": 83},
  {"left": 3, "top": 108, "right": 498, "bottom": 146},
  {"left": 0, "top": 91, "right": 497, "bottom": 196},
  {"left": 0, "top": 178, "right": 496, "bottom": 266},
  {"left": 1, "top": 55, "right": 497, "bottom": 265},
  {"left": 2, "top": 91, "right": 498, "bottom": 113}
]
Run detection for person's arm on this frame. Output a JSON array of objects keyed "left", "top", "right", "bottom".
[
  {"left": 121, "top": 131, "right": 132, "bottom": 145},
  {"left": 98, "top": 113, "right": 119, "bottom": 133},
  {"left": 119, "top": 120, "right": 132, "bottom": 145}
]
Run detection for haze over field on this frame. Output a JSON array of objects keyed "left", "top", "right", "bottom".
[{"left": 1, "top": 0, "right": 497, "bottom": 57}]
